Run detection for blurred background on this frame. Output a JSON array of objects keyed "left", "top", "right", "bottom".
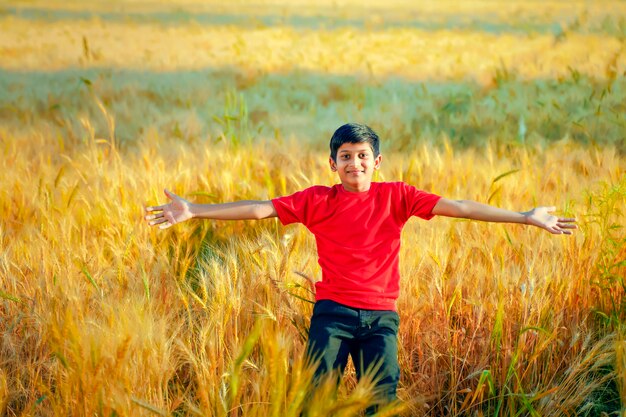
[{"left": 2, "top": 0, "right": 625, "bottom": 151}]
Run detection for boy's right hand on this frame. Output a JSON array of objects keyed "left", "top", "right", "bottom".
[{"left": 144, "top": 189, "right": 193, "bottom": 229}]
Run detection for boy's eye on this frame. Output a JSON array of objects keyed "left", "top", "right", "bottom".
[{"left": 359, "top": 153, "right": 368, "bottom": 158}]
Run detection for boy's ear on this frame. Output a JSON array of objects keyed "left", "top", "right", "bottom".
[
  {"left": 374, "top": 154, "right": 383, "bottom": 169},
  {"left": 329, "top": 157, "right": 337, "bottom": 171}
]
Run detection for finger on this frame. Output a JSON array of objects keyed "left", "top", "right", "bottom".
[
  {"left": 553, "top": 225, "right": 575, "bottom": 235},
  {"left": 146, "top": 204, "right": 167, "bottom": 212},
  {"left": 164, "top": 188, "right": 178, "bottom": 199},
  {"left": 557, "top": 223, "right": 577, "bottom": 229},
  {"left": 159, "top": 222, "right": 172, "bottom": 230},
  {"left": 547, "top": 226, "right": 562, "bottom": 234},
  {"left": 145, "top": 213, "right": 164, "bottom": 221},
  {"left": 558, "top": 217, "right": 576, "bottom": 223},
  {"left": 149, "top": 218, "right": 168, "bottom": 226}
]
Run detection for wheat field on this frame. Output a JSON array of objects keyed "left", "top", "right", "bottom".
[{"left": 1, "top": 1, "right": 625, "bottom": 416}]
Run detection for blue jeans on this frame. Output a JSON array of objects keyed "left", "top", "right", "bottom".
[{"left": 306, "top": 299, "right": 401, "bottom": 414}]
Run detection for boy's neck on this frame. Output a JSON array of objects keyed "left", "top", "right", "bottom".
[{"left": 341, "top": 181, "right": 373, "bottom": 193}]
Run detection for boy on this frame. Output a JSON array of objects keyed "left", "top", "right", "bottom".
[{"left": 145, "top": 123, "right": 576, "bottom": 414}]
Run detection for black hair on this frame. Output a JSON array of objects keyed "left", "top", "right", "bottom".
[{"left": 329, "top": 123, "right": 380, "bottom": 162}]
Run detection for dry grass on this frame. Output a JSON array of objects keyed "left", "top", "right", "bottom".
[
  {"left": 1, "top": 1, "right": 625, "bottom": 415},
  {"left": 1, "top": 127, "right": 624, "bottom": 415}
]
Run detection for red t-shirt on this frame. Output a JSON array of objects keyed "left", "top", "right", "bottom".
[{"left": 271, "top": 182, "right": 441, "bottom": 310}]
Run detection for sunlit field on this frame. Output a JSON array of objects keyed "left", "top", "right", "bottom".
[{"left": 1, "top": 1, "right": 625, "bottom": 416}]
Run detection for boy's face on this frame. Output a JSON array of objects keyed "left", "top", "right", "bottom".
[{"left": 329, "top": 142, "right": 382, "bottom": 193}]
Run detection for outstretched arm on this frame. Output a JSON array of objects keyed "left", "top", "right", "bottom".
[
  {"left": 431, "top": 198, "right": 577, "bottom": 235},
  {"left": 145, "top": 189, "right": 277, "bottom": 230}
]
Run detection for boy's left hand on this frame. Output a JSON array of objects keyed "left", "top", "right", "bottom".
[{"left": 524, "top": 206, "right": 577, "bottom": 234}]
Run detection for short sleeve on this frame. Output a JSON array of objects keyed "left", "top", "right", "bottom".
[
  {"left": 271, "top": 188, "right": 315, "bottom": 226},
  {"left": 401, "top": 183, "right": 441, "bottom": 221}
]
